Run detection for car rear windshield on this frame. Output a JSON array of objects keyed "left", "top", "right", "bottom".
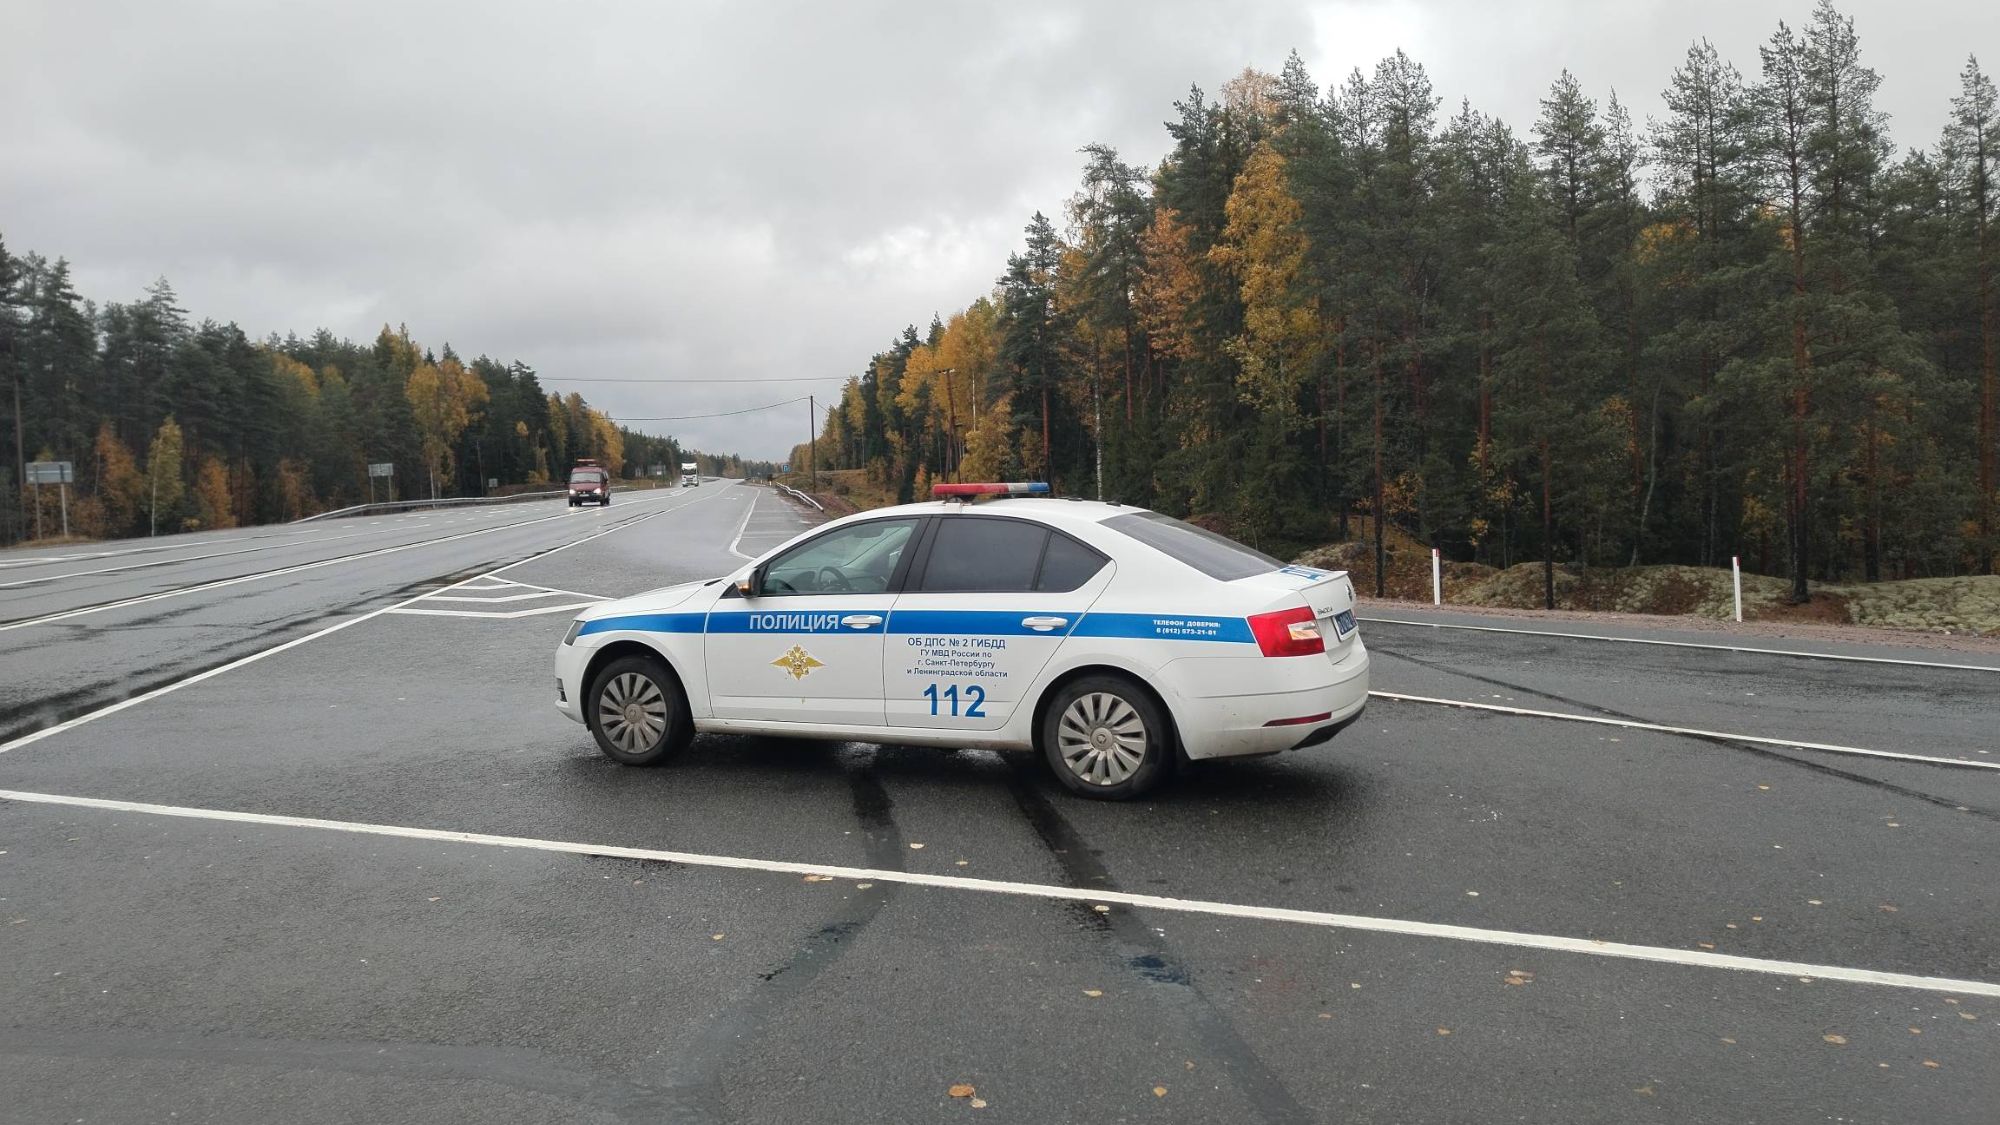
[{"left": 1102, "top": 511, "right": 1280, "bottom": 582}]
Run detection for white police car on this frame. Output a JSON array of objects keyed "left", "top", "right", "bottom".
[{"left": 553, "top": 483, "right": 1369, "bottom": 799}]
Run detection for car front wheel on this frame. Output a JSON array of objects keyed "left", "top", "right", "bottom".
[
  {"left": 1040, "top": 675, "right": 1172, "bottom": 800},
  {"left": 586, "top": 655, "right": 692, "bottom": 766}
]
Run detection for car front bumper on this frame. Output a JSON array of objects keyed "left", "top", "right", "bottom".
[{"left": 553, "top": 640, "right": 589, "bottom": 724}]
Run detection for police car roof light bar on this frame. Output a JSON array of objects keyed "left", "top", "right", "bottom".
[{"left": 932, "top": 482, "right": 1052, "bottom": 501}]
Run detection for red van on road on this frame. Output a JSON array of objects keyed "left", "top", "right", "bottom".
[{"left": 568, "top": 461, "right": 611, "bottom": 507}]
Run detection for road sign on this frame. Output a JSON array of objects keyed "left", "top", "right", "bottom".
[
  {"left": 487, "top": 477, "right": 499, "bottom": 489},
  {"left": 368, "top": 462, "right": 394, "bottom": 479},
  {"left": 26, "top": 461, "right": 73, "bottom": 484}
]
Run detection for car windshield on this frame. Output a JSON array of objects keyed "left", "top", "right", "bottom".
[
  {"left": 569, "top": 470, "right": 604, "bottom": 485},
  {"left": 1102, "top": 511, "right": 1279, "bottom": 581}
]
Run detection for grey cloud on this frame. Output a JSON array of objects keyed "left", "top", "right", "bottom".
[{"left": 4, "top": 0, "right": 1990, "bottom": 456}]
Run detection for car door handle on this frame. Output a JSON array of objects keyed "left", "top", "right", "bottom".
[
  {"left": 1021, "top": 616, "right": 1069, "bottom": 632},
  {"left": 840, "top": 614, "right": 883, "bottom": 629}
]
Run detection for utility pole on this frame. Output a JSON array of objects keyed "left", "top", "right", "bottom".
[{"left": 807, "top": 394, "right": 816, "bottom": 493}]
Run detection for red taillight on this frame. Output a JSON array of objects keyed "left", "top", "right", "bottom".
[{"left": 1247, "top": 605, "right": 1325, "bottom": 657}]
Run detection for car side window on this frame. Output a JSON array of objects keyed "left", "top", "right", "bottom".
[
  {"left": 762, "top": 518, "right": 918, "bottom": 596},
  {"left": 1035, "top": 532, "right": 1108, "bottom": 592},
  {"left": 916, "top": 517, "right": 1051, "bottom": 594}
]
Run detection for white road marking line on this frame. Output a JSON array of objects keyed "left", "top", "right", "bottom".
[
  {"left": 387, "top": 602, "right": 601, "bottom": 619},
  {"left": 1369, "top": 691, "right": 2000, "bottom": 771},
  {"left": 2, "top": 787, "right": 1993, "bottom": 1000},
  {"left": 0, "top": 532, "right": 368, "bottom": 589},
  {"left": 0, "top": 487, "right": 689, "bottom": 634},
  {"left": 0, "top": 580, "right": 475, "bottom": 755},
  {"left": 0, "top": 493, "right": 704, "bottom": 755},
  {"left": 1362, "top": 617, "right": 2000, "bottom": 674},
  {"left": 496, "top": 579, "right": 608, "bottom": 597},
  {"left": 424, "top": 590, "right": 577, "bottom": 603},
  {"left": 0, "top": 517, "right": 564, "bottom": 633},
  {"left": 0, "top": 527, "right": 327, "bottom": 568},
  {"left": 725, "top": 495, "right": 758, "bottom": 560}
]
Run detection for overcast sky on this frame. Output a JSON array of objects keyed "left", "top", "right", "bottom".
[{"left": 4, "top": 1, "right": 1991, "bottom": 459}]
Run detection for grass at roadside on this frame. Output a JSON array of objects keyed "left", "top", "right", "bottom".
[{"left": 1296, "top": 533, "right": 2000, "bottom": 636}]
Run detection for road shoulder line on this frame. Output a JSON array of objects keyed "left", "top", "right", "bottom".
[
  {"left": 1361, "top": 616, "right": 2000, "bottom": 673},
  {"left": 1369, "top": 690, "right": 1999, "bottom": 770}
]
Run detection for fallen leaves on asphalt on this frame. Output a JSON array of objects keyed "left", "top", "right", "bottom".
[{"left": 948, "top": 1084, "right": 975, "bottom": 1098}]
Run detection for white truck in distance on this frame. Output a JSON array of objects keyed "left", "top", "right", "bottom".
[{"left": 681, "top": 461, "right": 698, "bottom": 488}]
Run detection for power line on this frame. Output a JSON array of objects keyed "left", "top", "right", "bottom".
[{"left": 614, "top": 395, "right": 810, "bottom": 422}]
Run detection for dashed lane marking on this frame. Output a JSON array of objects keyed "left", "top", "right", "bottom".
[
  {"left": 1361, "top": 617, "right": 2000, "bottom": 674},
  {"left": 2, "top": 786, "right": 1995, "bottom": 1000},
  {"left": 1370, "top": 691, "right": 2000, "bottom": 770}
]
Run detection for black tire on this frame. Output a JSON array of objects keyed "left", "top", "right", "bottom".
[
  {"left": 1038, "top": 674, "right": 1173, "bottom": 800},
  {"left": 585, "top": 655, "right": 693, "bottom": 766},
  {"left": 568, "top": 499, "right": 577, "bottom": 508}
]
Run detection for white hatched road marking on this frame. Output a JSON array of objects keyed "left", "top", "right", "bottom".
[
  {"left": 1370, "top": 691, "right": 2000, "bottom": 770},
  {"left": 385, "top": 576, "right": 607, "bottom": 619},
  {"left": 1362, "top": 616, "right": 2000, "bottom": 674},
  {"left": 1, "top": 786, "right": 1994, "bottom": 1000}
]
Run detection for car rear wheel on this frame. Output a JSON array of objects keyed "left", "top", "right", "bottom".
[
  {"left": 1040, "top": 674, "right": 1172, "bottom": 800},
  {"left": 586, "top": 655, "right": 692, "bottom": 766}
]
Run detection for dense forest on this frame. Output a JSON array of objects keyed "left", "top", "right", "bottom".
[
  {"left": 799, "top": 2, "right": 1996, "bottom": 601},
  {"left": 0, "top": 253, "right": 762, "bottom": 543}
]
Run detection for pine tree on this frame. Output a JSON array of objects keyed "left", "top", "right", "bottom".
[
  {"left": 1944, "top": 56, "right": 1998, "bottom": 570},
  {"left": 997, "top": 213, "right": 1072, "bottom": 485}
]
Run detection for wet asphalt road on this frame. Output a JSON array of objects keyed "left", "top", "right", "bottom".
[{"left": 1, "top": 481, "right": 1996, "bottom": 1125}]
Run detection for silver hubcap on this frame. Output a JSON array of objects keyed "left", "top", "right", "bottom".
[
  {"left": 1057, "top": 692, "right": 1148, "bottom": 786},
  {"left": 598, "top": 672, "right": 668, "bottom": 753}
]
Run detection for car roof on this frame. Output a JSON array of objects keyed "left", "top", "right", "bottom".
[{"left": 856, "top": 496, "right": 1140, "bottom": 528}]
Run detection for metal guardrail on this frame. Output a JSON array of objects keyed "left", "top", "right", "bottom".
[
  {"left": 776, "top": 483, "right": 825, "bottom": 512},
  {"left": 291, "top": 490, "right": 567, "bottom": 523}
]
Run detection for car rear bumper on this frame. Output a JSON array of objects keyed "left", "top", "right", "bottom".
[{"left": 1158, "top": 638, "right": 1370, "bottom": 760}]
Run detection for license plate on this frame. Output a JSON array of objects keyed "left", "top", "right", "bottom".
[{"left": 1332, "top": 610, "right": 1357, "bottom": 637}]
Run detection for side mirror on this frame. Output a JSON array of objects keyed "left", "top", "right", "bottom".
[{"left": 735, "top": 567, "right": 761, "bottom": 598}]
